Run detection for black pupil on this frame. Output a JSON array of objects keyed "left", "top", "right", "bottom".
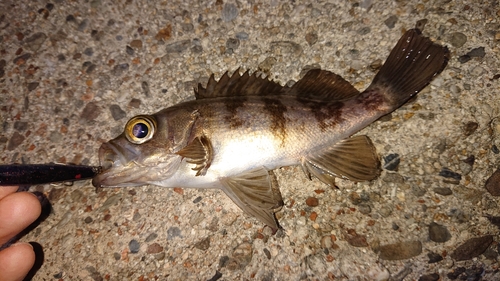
[{"left": 132, "top": 123, "right": 148, "bottom": 138}]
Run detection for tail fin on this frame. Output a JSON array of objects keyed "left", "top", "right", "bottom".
[{"left": 368, "top": 29, "right": 450, "bottom": 107}]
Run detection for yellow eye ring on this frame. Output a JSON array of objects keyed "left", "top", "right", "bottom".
[{"left": 125, "top": 115, "right": 157, "bottom": 144}]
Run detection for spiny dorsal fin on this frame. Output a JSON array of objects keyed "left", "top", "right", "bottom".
[
  {"left": 176, "top": 136, "right": 213, "bottom": 176},
  {"left": 194, "top": 69, "right": 285, "bottom": 99},
  {"left": 195, "top": 68, "right": 360, "bottom": 102},
  {"left": 287, "top": 69, "right": 360, "bottom": 101}
]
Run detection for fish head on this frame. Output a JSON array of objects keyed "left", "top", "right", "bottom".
[{"left": 92, "top": 112, "right": 186, "bottom": 187}]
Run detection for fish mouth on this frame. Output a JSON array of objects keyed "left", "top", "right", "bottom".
[
  {"left": 92, "top": 142, "right": 145, "bottom": 188},
  {"left": 92, "top": 142, "right": 181, "bottom": 188}
]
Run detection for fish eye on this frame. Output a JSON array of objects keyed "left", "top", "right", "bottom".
[{"left": 125, "top": 115, "right": 157, "bottom": 144}]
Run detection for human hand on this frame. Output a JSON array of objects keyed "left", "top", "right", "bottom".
[{"left": 0, "top": 186, "right": 42, "bottom": 281}]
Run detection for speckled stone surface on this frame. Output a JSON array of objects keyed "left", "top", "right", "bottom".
[{"left": 1, "top": 0, "right": 500, "bottom": 280}]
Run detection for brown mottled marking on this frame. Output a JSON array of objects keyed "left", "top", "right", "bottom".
[
  {"left": 356, "top": 89, "right": 387, "bottom": 111},
  {"left": 224, "top": 96, "right": 247, "bottom": 128},
  {"left": 298, "top": 98, "right": 344, "bottom": 131},
  {"left": 262, "top": 98, "right": 287, "bottom": 146}
]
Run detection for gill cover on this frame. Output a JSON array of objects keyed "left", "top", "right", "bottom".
[{"left": 125, "top": 115, "right": 157, "bottom": 144}]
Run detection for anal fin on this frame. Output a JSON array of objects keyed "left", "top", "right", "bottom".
[
  {"left": 220, "top": 168, "right": 284, "bottom": 229},
  {"left": 302, "top": 135, "right": 381, "bottom": 185}
]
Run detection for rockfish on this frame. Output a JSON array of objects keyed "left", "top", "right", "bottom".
[{"left": 93, "top": 29, "right": 449, "bottom": 229}]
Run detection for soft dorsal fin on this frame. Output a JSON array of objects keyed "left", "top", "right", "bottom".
[
  {"left": 287, "top": 69, "right": 360, "bottom": 101},
  {"left": 194, "top": 69, "right": 285, "bottom": 99}
]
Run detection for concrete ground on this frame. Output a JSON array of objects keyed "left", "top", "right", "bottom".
[{"left": 1, "top": 0, "right": 499, "bottom": 280}]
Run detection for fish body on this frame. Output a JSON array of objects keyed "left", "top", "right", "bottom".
[{"left": 93, "top": 29, "right": 449, "bottom": 228}]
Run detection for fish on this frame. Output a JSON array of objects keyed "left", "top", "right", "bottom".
[{"left": 92, "top": 29, "right": 449, "bottom": 229}]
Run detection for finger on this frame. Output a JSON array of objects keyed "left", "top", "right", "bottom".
[
  {"left": 0, "top": 186, "right": 19, "bottom": 201},
  {"left": 0, "top": 242, "right": 36, "bottom": 281},
  {"left": 0, "top": 192, "right": 42, "bottom": 245}
]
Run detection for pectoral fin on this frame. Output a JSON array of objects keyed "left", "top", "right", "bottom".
[
  {"left": 176, "top": 136, "right": 213, "bottom": 176},
  {"left": 302, "top": 135, "right": 381, "bottom": 185},
  {"left": 220, "top": 168, "right": 284, "bottom": 229}
]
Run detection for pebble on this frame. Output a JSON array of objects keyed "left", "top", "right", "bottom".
[
  {"left": 7, "top": 132, "right": 25, "bottom": 151},
  {"left": 194, "top": 237, "right": 210, "bottom": 251},
  {"left": 270, "top": 41, "right": 302, "bottom": 57},
  {"left": 447, "top": 265, "right": 484, "bottom": 280},
  {"left": 128, "top": 98, "right": 141, "bottom": 108},
  {"left": 428, "top": 222, "right": 451, "bottom": 243},
  {"left": 427, "top": 251, "right": 443, "bottom": 263},
  {"left": 48, "top": 188, "right": 65, "bottom": 202},
  {"left": 467, "top": 47, "right": 486, "bottom": 58},
  {"left": 383, "top": 172, "right": 404, "bottom": 184},
  {"left": 78, "top": 19, "right": 89, "bottom": 32},
  {"left": 65, "top": 14, "right": 76, "bottom": 22},
  {"left": 112, "top": 63, "right": 129, "bottom": 76},
  {"left": 189, "top": 211, "right": 205, "bottom": 226},
  {"left": 109, "top": 104, "right": 126, "bottom": 121},
  {"left": 439, "top": 168, "right": 462, "bottom": 181},
  {"left": 357, "top": 27, "right": 371, "bottom": 35},
  {"left": 459, "top": 162, "right": 472, "bottom": 175},
  {"left": 181, "top": 23, "right": 194, "bottom": 32},
  {"left": 344, "top": 229, "right": 368, "bottom": 247},
  {"left": 130, "top": 39, "right": 142, "bottom": 49},
  {"left": 418, "top": 273, "right": 439, "bottom": 281},
  {"left": 145, "top": 233, "right": 157, "bottom": 242},
  {"left": 126, "top": 45, "right": 134, "bottom": 55},
  {"left": 448, "top": 32, "right": 467, "bottom": 48},
  {"left": 384, "top": 15, "right": 398, "bottom": 29},
  {"left": 227, "top": 242, "right": 253, "bottom": 270},
  {"left": 383, "top": 153, "right": 400, "bottom": 171},
  {"left": 463, "top": 121, "right": 478, "bottom": 136},
  {"left": 492, "top": 145, "right": 499, "bottom": 154},
  {"left": 99, "top": 194, "right": 121, "bottom": 210},
  {"left": 450, "top": 235, "right": 493, "bottom": 261},
  {"left": 13, "top": 53, "right": 31, "bottom": 65},
  {"left": 225, "top": 38, "right": 240, "bottom": 54},
  {"left": 236, "top": 32, "right": 249, "bottom": 40},
  {"left": 305, "top": 32, "right": 318, "bottom": 46},
  {"left": 378, "top": 205, "right": 393, "bottom": 217},
  {"left": 80, "top": 102, "right": 101, "bottom": 121},
  {"left": 207, "top": 271, "right": 223, "bottom": 281},
  {"left": 27, "top": 82, "right": 39, "bottom": 91},
  {"left": 141, "top": 81, "right": 150, "bottom": 96},
  {"left": 358, "top": 204, "right": 371, "bottom": 214},
  {"left": 167, "top": 226, "right": 182, "bottom": 240},
  {"left": 83, "top": 47, "right": 93, "bottom": 56},
  {"left": 377, "top": 240, "right": 422, "bottom": 260},
  {"left": 305, "top": 197, "right": 319, "bottom": 207},
  {"left": 349, "top": 192, "right": 361, "bottom": 205},
  {"left": 166, "top": 40, "right": 191, "bottom": 53},
  {"left": 24, "top": 32, "right": 47, "bottom": 52},
  {"left": 263, "top": 248, "right": 271, "bottom": 259},
  {"left": 146, "top": 243, "right": 163, "bottom": 254},
  {"left": 433, "top": 187, "right": 452, "bottom": 196},
  {"left": 221, "top": 3, "right": 238, "bottom": 22},
  {"left": 129, "top": 239, "right": 140, "bottom": 253},
  {"left": 485, "top": 169, "right": 500, "bottom": 196},
  {"left": 458, "top": 46, "right": 486, "bottom": 63},
  {"left": 85, "top": 266, "right": 103, "bottom": 281}
]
